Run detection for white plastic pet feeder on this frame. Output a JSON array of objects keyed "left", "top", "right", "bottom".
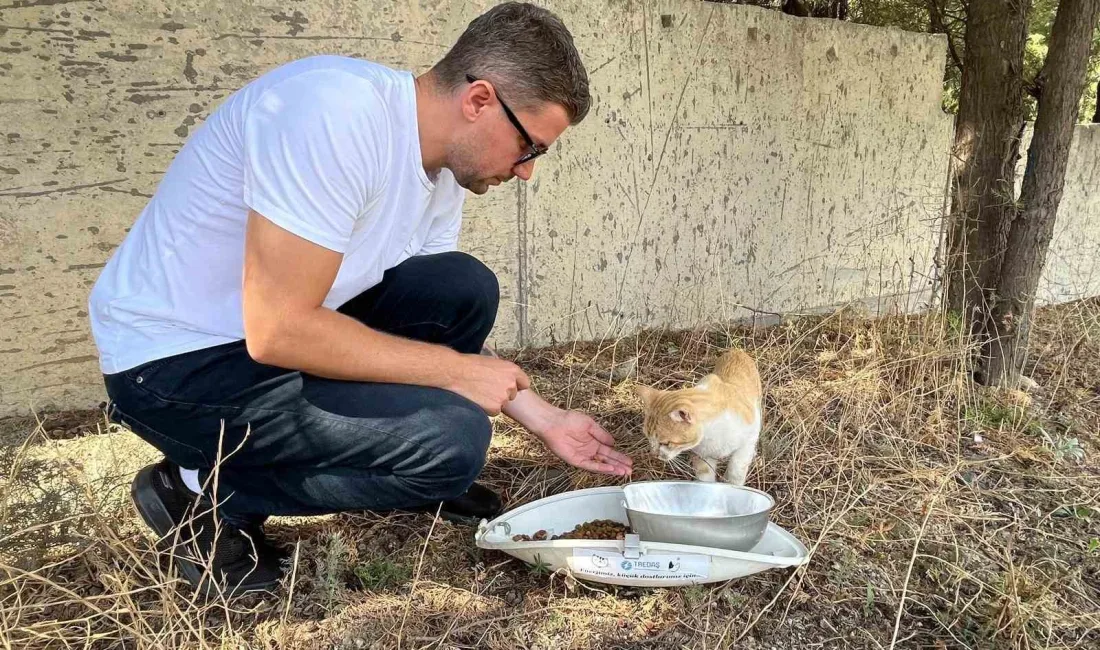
[{"left": 474, "top": 485, "right": 809, "bottom": 587}]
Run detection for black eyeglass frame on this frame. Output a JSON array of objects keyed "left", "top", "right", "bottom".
[{"left": 466, "top": 74, "right": 549, "bottom": 165}]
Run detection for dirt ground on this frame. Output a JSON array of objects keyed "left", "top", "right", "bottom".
[{"left": 2, "top": 300, "right": 1098, "bottom": 649}]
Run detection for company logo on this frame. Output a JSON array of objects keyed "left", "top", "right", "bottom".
[{"left": 620, "top": 560, "right": 633, "bottom": 571}]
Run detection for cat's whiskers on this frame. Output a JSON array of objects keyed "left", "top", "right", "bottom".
[{"left": 664, "top": 454, "right": 696, "bottom": 477}]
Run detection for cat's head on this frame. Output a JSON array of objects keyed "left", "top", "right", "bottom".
[{"left": 635, "top": 385, "right": 704, "bottom": 461}]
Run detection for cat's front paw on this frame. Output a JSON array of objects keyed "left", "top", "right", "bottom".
[
  {"left": 722, "top": 471, "right": 747, "bottom": 486},
  {"left": 692, "top": 456, "right": 719, "bottom": 482}
]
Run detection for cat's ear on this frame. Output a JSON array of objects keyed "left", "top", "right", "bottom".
[
  {"left": 634, "top": 385, "right": 657, "bottom": 406},
  {"left": 670, "top": 408, "right": 693, "bottom": 424}
]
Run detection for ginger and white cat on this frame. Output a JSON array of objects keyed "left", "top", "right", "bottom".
[{"left": 635, "top": 349, "right": 763, "bottom": 485}]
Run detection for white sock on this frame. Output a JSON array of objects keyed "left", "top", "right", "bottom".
[{"left": 178, "top": 466, "right": 202, "bottom": 495}]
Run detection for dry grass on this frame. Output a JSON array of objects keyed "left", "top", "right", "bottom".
[{"left": 2, "top": 299, "right": 1099, "bottom": 649}]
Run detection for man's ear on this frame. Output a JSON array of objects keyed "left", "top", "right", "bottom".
[{"left": 463, "top": 78, "right": 494, "bottom": 121}]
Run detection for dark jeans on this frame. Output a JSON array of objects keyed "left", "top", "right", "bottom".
[{"left": 104, "top": 252, "right": 499, "bottom": 528}]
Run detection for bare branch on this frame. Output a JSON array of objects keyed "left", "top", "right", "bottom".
[{"left": 928, "top": 0, "right": 965, "bottom": 72}]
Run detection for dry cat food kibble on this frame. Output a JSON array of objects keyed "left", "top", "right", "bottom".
[
  {"left": 553, "top": 519, "right": 631, "bottom": 540},
  {"left": 511, "top": 519, "right": 631, "bottom": 542}
]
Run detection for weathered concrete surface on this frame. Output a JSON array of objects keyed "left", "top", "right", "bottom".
[
  {"left": 3, "top": 1, "right": 955, "bottom": 415},
  {"left": 1024, "top": 125, "right": 1100, "bottom": 306},
  {"left": 521, "top": 2, "right": 953, "bottom": 345}
]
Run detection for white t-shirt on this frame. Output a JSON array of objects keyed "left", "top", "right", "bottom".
[{"left": 89, "top": 55, "right": 466, "bottom": 374}]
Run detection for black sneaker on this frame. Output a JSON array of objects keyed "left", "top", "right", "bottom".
[
  {"left": 399, "top": 481, "right": 503, "bottom": 525},
  {"left": 130, "top": 460, "right": 284, "bottom": 596},
  {"left": 443, "top": 481, "right": 502, "bottom": 521}
]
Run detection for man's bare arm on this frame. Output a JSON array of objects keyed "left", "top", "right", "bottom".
[{"left": 241, "top": 210, "right": 528, "bottom": 414}]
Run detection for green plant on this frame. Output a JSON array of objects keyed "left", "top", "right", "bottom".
[
  {"left": 946, "top": 309, "right": 965, "bottom": 339},
  {"left": 720, "top": 588, "right": 746, "bottom": 609},
  {"left": 530, "top": 554, "right": 552, "bottom": 576},
  {"left": 965, "top": 401, "right": 1044, "bottom": 436},
  {"left": 354, "top": 558, "right": 411, "bottom": 591},
  {"left": 965, "top": 403, "right": 1016, "bottom": 428},
  {"left": 1053, "top": 505, "right": 1093, "bottom": 520},
  {"left": 317, "top": 532, "right": 351, "bottom": 613},
  {"left": 683, "top": 585, "right": 707, "bottom": 609},
  {"left": 1048, "top": 435, "right": 1086, "bottom": 462}
]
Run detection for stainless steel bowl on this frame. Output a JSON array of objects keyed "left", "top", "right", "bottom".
[{"left": 622, "top": 481, "right": 775, "bottom": 552}]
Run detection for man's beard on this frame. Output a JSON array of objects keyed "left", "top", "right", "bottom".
[{"left": 447, "top": 138, "right": 509, "bottom": 195}]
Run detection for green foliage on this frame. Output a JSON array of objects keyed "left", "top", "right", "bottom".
[
  {"left": 945, "top": 309, "right": 965, "bottom": 339},
  {"left": 849, "top": 0, "right": 933, "bottom": 33},
  {"left": 964, "top": 402, "right": 1040, "bottom": 434},
  {"left": 317, "top": 532, "right": 351, "bottom": 613},
  {"left": 1044, "top": 433, "right": 1087, "bottom": 463},
  {"left": 1053, "top": 504, "right": 1093, "bottom": 519},
  {"left": 847, "top": 0, "right": 1100, "bottom": 122},
  {"left": 529, "top": 553, "right": 552, "bottom": 576},
  {"left": 1025, "top": 0, "right": 1100, "bottom": 122},
  {"left": 353, "top": 558, "right": 411, "bottom": 591},
  {"left": 683, "top": 584, "right": 708, "bottom": 608}
]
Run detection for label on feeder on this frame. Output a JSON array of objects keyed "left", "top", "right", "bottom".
[{"left": 571, "top": 549, "right": 710, "bottom": 580}]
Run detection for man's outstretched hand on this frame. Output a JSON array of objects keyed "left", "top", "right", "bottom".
[
  {"left": 487, "top": 346, "right": 633, "bottom": 477},
  {"left": 535, "top": 409, "right": 633, "bottom": 477}
]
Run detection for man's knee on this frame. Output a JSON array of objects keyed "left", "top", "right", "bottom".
[
  {"left": 435, "top": 252, "right": 499, "bottom": 317},
  {"left": 414, "top": 252, "right": 498, "bottom": 353}
]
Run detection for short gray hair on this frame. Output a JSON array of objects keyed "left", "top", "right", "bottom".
[{"left": 432, "top": 2, "right": 591, "bottom": 125}]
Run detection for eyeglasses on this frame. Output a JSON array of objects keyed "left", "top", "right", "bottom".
[{"left": 466, "top": 74, "right": 549, "bottom": 165}]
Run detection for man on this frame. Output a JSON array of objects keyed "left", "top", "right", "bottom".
[{"left": 88, "top": 2, "right": 632, "bottom": 595}]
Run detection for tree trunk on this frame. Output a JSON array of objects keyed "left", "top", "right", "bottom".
[
  {"left": 1093, "top": 80, "right": 1100, "bottom": 123},
  {"left": 946, "top": 0, "right": 1031, "bottom": 343},
  {"left": 982, "top": 0, "right": 1100, "bottom": 385}
]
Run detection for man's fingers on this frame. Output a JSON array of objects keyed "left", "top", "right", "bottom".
[
  {"left": 578, "top": 458, "right": 625, "bottom": 476},
  {"left": 587, "top": 422, "right": 617, "bottom": 446},
  {"left": 514, "top": 369, "right": 531, "bottom": 391},
  {"left": 586, "top": 450, "right": 632, "bottom": 476},
  {"left": 601, "top": 458, "right": 632, "bottom": 475},
  {"left": 598, "top": 445, "right": 634, "bottom": 468}
]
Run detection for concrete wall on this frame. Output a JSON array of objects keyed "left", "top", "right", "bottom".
[
  {"left": 1027, "top": 125, "right": 1100, "bottom": 306},
  {"left": 522, "top": 2, "right": 953, "bottom": 346},
  {"left": 0, "top": 0, "right": 959, "bottom": 415}
]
